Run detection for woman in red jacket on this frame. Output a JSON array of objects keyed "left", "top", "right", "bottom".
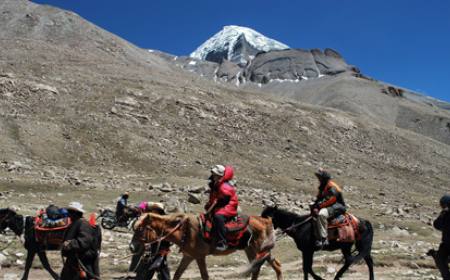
[{"left": 205, "top": 165, "right": 238, "bottom": 251}]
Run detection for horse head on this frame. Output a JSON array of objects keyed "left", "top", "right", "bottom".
[
  {"left": 261, "top": 205, "right": 280, "bottom": 228},
  {"left": 0, "top": 208, "right": 24, "bottom": 236},
  {"left": 130, "top": 213, "right": 160, "bottom": 253}
]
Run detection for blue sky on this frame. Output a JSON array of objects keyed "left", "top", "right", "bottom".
[{"left": 33, "top": 0, "right": 450, "bottom": 102}]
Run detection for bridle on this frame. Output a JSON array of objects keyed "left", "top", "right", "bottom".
[{"left": 135, "top": 217, "right": 187, "bottom": 246}]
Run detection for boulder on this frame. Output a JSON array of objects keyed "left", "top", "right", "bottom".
[{"left": 188, "top": 193, "right": 201, "bottom": 204}]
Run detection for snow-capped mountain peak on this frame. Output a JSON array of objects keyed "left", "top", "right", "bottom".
[{"left": 190, "top": 25, "right": 289, "bottom": 64}]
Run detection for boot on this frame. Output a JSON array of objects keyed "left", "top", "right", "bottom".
[
  {"left": 315, "top": 238, "right": 329, "bottom": 249},
  {"left": 216, "top": 240, "right": 228, "bottom": 252}
]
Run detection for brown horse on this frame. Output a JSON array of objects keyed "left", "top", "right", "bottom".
[{"left": 131, "top": 212, "right": 283, "bottom": 280}]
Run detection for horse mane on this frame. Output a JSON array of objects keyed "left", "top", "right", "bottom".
[
  {"left": 275, "top": 207, "right": 309, "bottom": 221},
  {"left": 136, "top": 212, "right": 197, "bottom": 228}
]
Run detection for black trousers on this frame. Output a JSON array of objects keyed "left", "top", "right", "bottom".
[
  {"left": 135, "top": 255, "right": 170, "bottom": 280},
  {"left": 213, "top": 214, "right": 227, "bottom": 243},
  {"left": 436, "top": 243, "right": 450, "bottom": 280}
]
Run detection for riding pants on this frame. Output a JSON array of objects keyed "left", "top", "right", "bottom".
[
  {"left": 213, "top": 214, "right": 227, "bottom": 244},
  {"left": 317, "top": 208, "right": 329, "bottom": 239}
]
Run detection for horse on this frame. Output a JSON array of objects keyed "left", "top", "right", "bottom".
[
  {"left": 0, "top": 208, "right": 60, "bottom": 280},
  {"left": 130, "top": 212, "right": 283, "bottom": 280},
  {"left": 0, "top": 208, "right": 102, "bottom": 280},
  {"left": 261, "top": 206, "right": 374, "bottom": 280}
]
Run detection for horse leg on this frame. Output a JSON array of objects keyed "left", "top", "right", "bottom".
[
  {"left": 196, "top": 257, "right": 209, "bottom": 280},
  {"left": 334, "top": 247, "right": 353, "bottom": 280},
  {"left": 302, "top": 251, "right": 323, "bottom": 280},
  {"left": 37, "top": 251, "right": 59, "bottom": 280},
  {"left": 172, "top": 255, "right": 194, "bottom": 280},
  {"left": 245, "top": 247, "right": 260, "bottom": 280},
  {"left": 21, "top": 250, "right": 36, "bottom": 280},
  {"left": 364, "top": 255, "right": 375, "bottom": 280},
  {"left": 267, "top": 254, "right": 283, "bottom": 280}
]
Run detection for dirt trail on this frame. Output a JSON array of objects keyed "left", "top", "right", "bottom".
[{"left": 0, "top": 256, "right": 441, "bottom": 280}]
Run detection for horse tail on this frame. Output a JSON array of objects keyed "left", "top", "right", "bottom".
[{"left": 352, "top": 219, "right": 373, "bottom": 263}]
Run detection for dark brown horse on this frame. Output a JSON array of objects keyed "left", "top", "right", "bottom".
[
  {"left": 131, "top": 212, "right": 283, "bottom": 280},
  {"left": 1, "top": 208, "right": 102, "bottom": 280},
  {"left": 262, "top": 206, "right": 374, "bottom": 280},
  {"left": 0, "top": 208, "right": 60, "bottom": 280}
]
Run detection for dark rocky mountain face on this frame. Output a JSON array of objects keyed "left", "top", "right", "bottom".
[
  {"left": 243, "top": 48, "right": 358, "bottom": 84},
  {"left": 203, "top": 34, "right": 261, "bottom": 65}
]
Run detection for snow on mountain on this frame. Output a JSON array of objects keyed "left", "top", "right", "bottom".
[{"left": 190, "top": 25, "right": 289, "bottom": 64}]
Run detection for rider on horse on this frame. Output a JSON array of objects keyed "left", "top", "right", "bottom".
[
  {"left": 116, "top": 192, "right": 129, "bottom": 223},
  {"left": 205, "top": 165, "right": 239, "bottom": 252},
  {"left": 311, "top": 168, "right": 346, "bottom": 248}
]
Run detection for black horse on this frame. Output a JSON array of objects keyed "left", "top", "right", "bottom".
[
  {"left": 0, "top": 208, "right": 60, "bottom": 280},
  {"left": 261, "top": 206, "right": 374, "bottom": 280},
  {"left": 1, "top": 208, "right": 102, "bottom": 280}
]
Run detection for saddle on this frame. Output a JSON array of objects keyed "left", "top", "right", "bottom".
[
  {"left": 199, "top": 213, "right": 249, "bottom": 247},
  {"left": 327, "top": 213, "right": 361, "bottom": 243},
  {"left": 34, "top": 208, "right": 71, "bottom": 247}
]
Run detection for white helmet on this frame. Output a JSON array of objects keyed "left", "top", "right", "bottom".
[{"left": 211, "top": 165, "right": 225, "bottom": 176}]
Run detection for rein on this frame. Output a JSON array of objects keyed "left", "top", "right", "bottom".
[
  {"left": 280, "top": 215, "right": 313, "bottom": 235},
  {"left": 284, "top": 215, "right": 313, "bottom": 233}
]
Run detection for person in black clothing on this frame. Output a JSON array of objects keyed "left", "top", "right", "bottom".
[
  {"left": 61, "top": 202, "right": 99, "bottom": 280},
  {"left": 116, "top": 192, "right": 129, "bottom": 224},
  {"left": 433, "top": 194, "right": 450, "bottom": 280}
]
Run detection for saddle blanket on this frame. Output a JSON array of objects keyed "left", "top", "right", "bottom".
[
  {"left": 327, "top": 213, "right": 360, "bottom": 243},
  {"left": 199, "top": 213, "right": 249, "bottom": 247}
]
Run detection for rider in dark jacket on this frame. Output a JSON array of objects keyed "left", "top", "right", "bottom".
[
  {"left": 311, "top": 168, "right": 346, "bottom": 248},
  {"left": 116, "top": 192, "right": 129, "bottom": 224},
  {"left": 433, "top": 194, "right": 450, "bottom": 280},
  {"left": 61, "top": 202, "right": 99, "bottom": 280}
]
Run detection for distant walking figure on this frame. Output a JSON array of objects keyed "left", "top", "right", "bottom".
[{"left": 433, "top": 194, "right": 450, "bottom": 280}]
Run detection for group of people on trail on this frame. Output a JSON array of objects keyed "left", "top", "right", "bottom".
[
  {"left": 9, "top": 164, "right": 448, "bottom": 279},
  {"left": 200, "top": 164, "right": 450, "bottom": 278}
]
